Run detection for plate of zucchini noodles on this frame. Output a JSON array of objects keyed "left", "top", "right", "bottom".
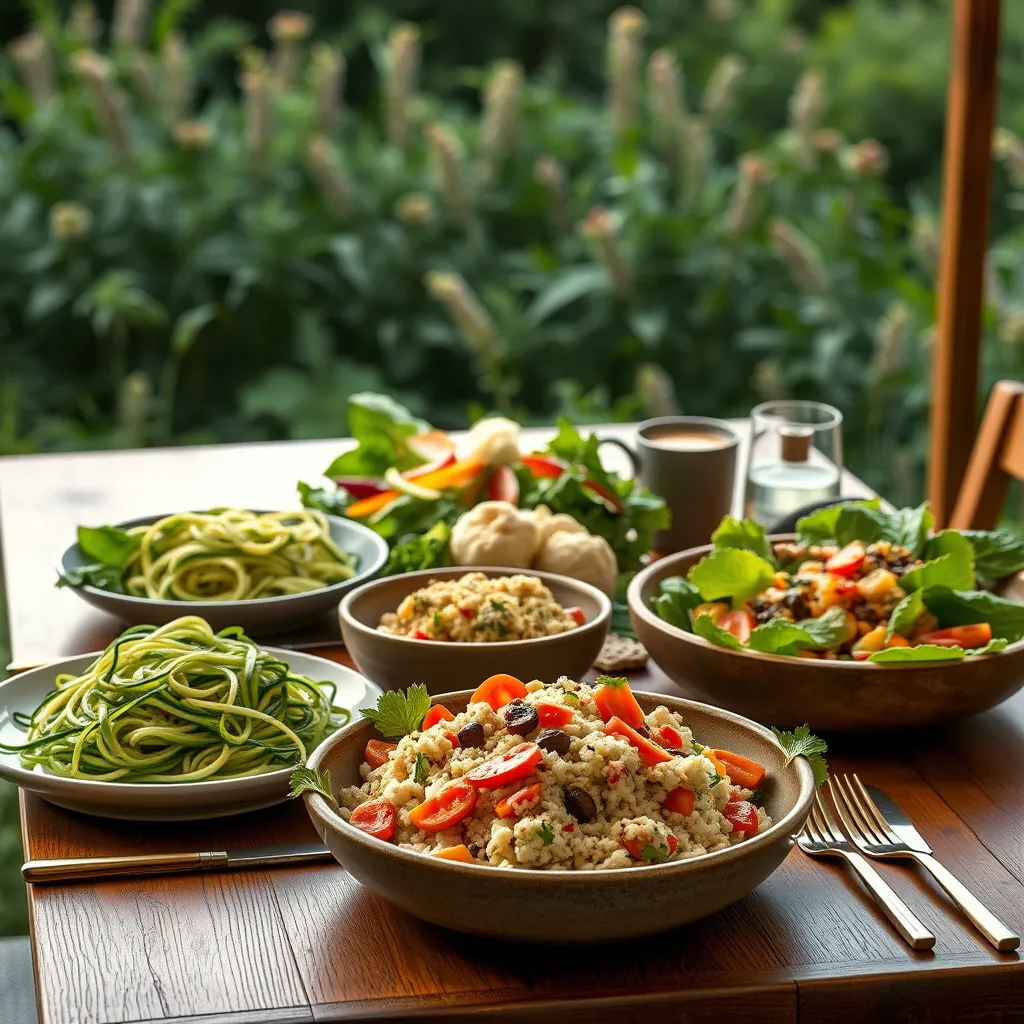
[
  {"left": 58, "top": 507, "right": 390, "bottom": 633},
  {"left": 0, "top": 616, "right": 383, "bottom": 820}
]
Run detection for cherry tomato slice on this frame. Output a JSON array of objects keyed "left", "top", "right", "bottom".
[
  {"left": 409, "top": 781, "right": 477, "bottom": 832},
  {"left": 520, "top": 454, "right": 564, "bottom": 479},
  {"left": 622, "top": 832, "right": 679, "bottom": 861},
  {"left": 718, "top": 609, "right": 755, "bottom": 644},
  {"left": 422, "top": 704, "right": 455, "bottom": 730},
  {"left": 593, "top": 677, "right": 645, "bottom": 729},
  {"left": 364, "top": 739, "right": 398, "bottom": 770},
  {"left": 471, "top": 673, "right": 529, "bottom": 710},
  {"left": 918, "top": 623, "right": 993, "bottom": 649},
  {"left": 536, "top": 702, "right": 574, "bottom": 728},
  {"left": 350, "top": 798, "right": 397, "bottom": 841},
  {"left": 723, "top": 799, "right": 759, "bottom": 837},
  {"left": 466, "top": 742, "right": 542, "bottom": 789},
  {"left": 826, "top": 541, "right": 866, "bottom": 578},
  {"left": 663, "top": 787, "right": 695, "bottom": 815},
  {"left": 657, "top": 725, "right": 684, "bottom": 749}
]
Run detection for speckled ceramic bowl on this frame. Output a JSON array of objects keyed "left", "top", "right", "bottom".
[
  {"left": 302, "top": 689, "right": 815, "bottom": 943},
  {"left": 338, "top": 567, "right": 611, "bottom": 695},
  {"left": 628, "top": 539, "right": 1024, "bottom": 732}
]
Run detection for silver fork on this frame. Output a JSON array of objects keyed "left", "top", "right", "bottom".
[
  {"left": 797, "top": 788, "right": 935, "bottom": 949},
  {"left": 830, "top": 774, "right": 1020, "bottom": 952}
]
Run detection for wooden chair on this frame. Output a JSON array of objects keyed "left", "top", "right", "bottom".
[{"left": 949, "top": 380, "right": 1024, "bottom": 530}]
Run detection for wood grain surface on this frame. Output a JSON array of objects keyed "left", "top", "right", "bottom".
[{"left": 2, "top": 432, "right": 1020, "bottom": 1024}]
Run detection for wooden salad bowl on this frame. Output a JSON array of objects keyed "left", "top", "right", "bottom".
[{"left": 628, "top": 538, "right": 1024, "bottom": 732}]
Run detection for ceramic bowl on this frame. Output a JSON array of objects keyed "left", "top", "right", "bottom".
[
  {"left": 338, "top": 567, "right": 611, "bottom": 694},
  {"left": 59, "top": 511, "right": 389, "bottom": 634},
  {"left": 628, "top": 539, "right": 1024, "bottom": 732},
  {"left": 302, "top": 688, "right": 815, "bottom": 943},
  {"left": 0, "top": 649, "right": 382, "bottom": 820}
]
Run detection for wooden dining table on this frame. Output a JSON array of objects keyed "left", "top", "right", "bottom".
[{"left": 1, "top": 424, "right": 1023, "bottom": 1024}]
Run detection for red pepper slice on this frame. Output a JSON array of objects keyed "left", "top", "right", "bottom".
[
  {"left": 350, "top": 798, "right": 397, "bottom": 841},
  {"left": 520, "top": 454, "right": 564, "bottom": 478},
  {"left": 917, "top": 623, "right": 993, "bottom": 649},
  {"left": 565, "top": 606, "right": 586, "bottom": 626},
  {"left": 485, "top": 464, "right": 520, "bottom": 504},
  {"left": 723, "top": 799, "right": 759, "bottom": 837},
  {"left": 657, "top": 725, "right": 684, "bottom": 749}
]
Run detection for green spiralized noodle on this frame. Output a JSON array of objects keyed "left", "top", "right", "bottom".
[
  {"left": 121, "top": 508, "right": 357, "bottom": 601},
  {"left": 1, "top": 616, "right": 350, "bottom": 783}
]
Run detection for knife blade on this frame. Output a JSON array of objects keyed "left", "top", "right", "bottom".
[
  {"left": 865, "top": 784, "right": 932, "bottom": 854},
  {"left": 22, "top": 842, "right": 334, "bottom": 885}
]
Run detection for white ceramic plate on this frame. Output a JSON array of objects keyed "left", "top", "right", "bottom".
[{"left": 0, "top": 648, "right": 382, "bottom": 821}]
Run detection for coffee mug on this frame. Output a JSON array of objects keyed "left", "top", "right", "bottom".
[{"left": 601, "top": 416, "right": 740, "bottom": 553}]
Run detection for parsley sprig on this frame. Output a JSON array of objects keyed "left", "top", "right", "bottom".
[
  {"left": 771, "top": 724, "right": 829, "bottom": 787},
  {"left": 288, "top": 766, "right": 336, "bottom": 806},
  {"left": 536, "top": 821, "right": 555, "bottom": 845},
  {"left": 360, "top": 684, "right": 431, "bottom": 738}
]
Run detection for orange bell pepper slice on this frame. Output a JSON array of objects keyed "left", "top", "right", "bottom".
[
  {"left": 345, "top": 458, "right": 486, "bottom": 519},
  {"left": 430, "top": 844, "right": 476, "bottom": 863}
]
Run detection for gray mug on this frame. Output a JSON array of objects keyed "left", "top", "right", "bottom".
[{"left": 601, "top": 416, "right": 740, "bottom": 554}]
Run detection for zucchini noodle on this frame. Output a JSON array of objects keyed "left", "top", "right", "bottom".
[
  {"left": 122, "top": 508, "right": 358, "bottom": 601},
  {"left": 2, "top": 616, "right": 350, "bottom": 783}
]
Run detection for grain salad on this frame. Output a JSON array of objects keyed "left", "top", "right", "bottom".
[
  {"left": 377, "top": 571, "right": 583, "bottom": 643},
  {"left": 339, "top": 675, "right": 771, "bottom": 869}
]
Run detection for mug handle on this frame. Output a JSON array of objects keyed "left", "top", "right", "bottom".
[{"left": 596, "top": 436, "right": 641, "bottom": 475}]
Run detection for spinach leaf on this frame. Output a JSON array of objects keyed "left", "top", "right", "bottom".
[
  {"left": 884, "top": 502, "right": 935, "bottom": 557},
  {"left": 324, "top": 393, "right": 429, "bottom": 478},
  {"left": 77, "top": 525, "right": 140, "bottom": 568},
  {"left": 711, "top": 516, "right": 777, "bottom": 566},
  {"left": 903, "top": 531, "right": 976, "bottom": 592},
  {"left": 795, "top": 500, "right": 933, "bottom": 556},
  {"left": 693, "top": 613, "right": 743, "bottom": 649},
  {"left": 687, "top": 548, "right": 776, "bottom": 602},
  {"left": 920, "top": 586, "right": 1024, "bottom": 644},
  {"left": 650, "top": 576, "right": 703, "bottom": 631},
  {"left": 960, "top": 529, "right": 1024, "bottom": 581},
  {"left": 747, "top": 607, "right": 848, "bottom": 655}
]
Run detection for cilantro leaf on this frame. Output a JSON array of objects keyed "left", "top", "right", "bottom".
[
  {"left": 77, "top": 525, "right": 141, "bottom": 568},
  {"left": 711, "top": 516, "right": 777, "bottom": 566},
  {"left": 687, "top": 548, "right": 777, "bottom": 603},
  {"left": 641, "top": 842, "right": 670, "bottom": 863},
  {"left": 383, "top": 520, "right": 451, "bottom": 576},
  {"left": 414, "top": 753, "right": 430, "bottom": 786},
  {"left": 960, "top": 529, "right": 1024, "bottom": 581},
  {"left": 360, "top": 684, "right": 431, "bottom": 738},
  {"left": 288, "top": 765, "right": 335, "bottom": 804},
  {"left": 771, "top": 725, "right": 828, "bottom": 787},
  {"left": 651, "top": 576, "right": 703, "bottom": 631},
  {"left": 536, "top": 821, "right": 555, "bottom": 845}
]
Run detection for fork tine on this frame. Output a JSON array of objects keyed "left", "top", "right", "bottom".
[
  {"left": 851, "top": 774, "right": 902, "bottom": 843},
  {"left": 833, "top": 775, "right": 884, "bottom": 845},
  {"left": 827, "top": 777, "right": 867, "bottom": 846},
  {"left": 815, "top": 788, "right": 848, "bottom": 844},
  {"left": 812, "top": 790, "right": 838, "bottom": 842}
]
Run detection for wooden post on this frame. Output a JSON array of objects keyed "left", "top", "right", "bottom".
[{"left": 928, "top": 0, "right": 1001, "bottom": 526}]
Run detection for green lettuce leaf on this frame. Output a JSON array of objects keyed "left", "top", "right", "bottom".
[
  {"left": 869, "top": 644, "right": 967, "bottom": 663},
  {"left": 795, "top": 500, "right": 933, "bottom": 556},
  {"left": 903, "top": 531, "right": 976, "bottom": 592},
  {"left": 651, "top": 576, "right": 703, "bottom": 631},
  {"left": 960, "top": 529, "right": 1024, "bottom": 581},
  {"left": 711, "top": 516, "right": 777, "bottom": 566},
  {"left": 920, "top": 586, "right": 1024, "bottom": 644},
  {"left": 883, "top": 502, "right": 935, "bottom": 557},
  {"left": 968, "top": 638, "right": 1011, "bottom": 656},
  {"left": 796, "top": 499, "right": 883, "bottom": 544},
  {"left": 687, "top": 548, "right": 777, "bottom": 602},
  {"left": 324, "top": 393, "right": 429, "bottom": 478},
  {"left": 746, "top": 607, "right": 849, "bottom": 655},
  {"left": 77, "top": 525, "right": 141, "bottom": 568},
  {"left": 383, "top": 520, "right": 451, "bottom": 576},
  {"left": 693, "top": 612, "right": 743, "bottom": 649},
  {"left": 886, "top": 590, "right": 924, "bottom": 640}
]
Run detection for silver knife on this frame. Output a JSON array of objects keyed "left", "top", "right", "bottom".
[
  {"left": 22, "top": 842, "right": 335, "bottom": 885},
  {"left": 867, "top": 785, "right": 1020, "bottom": 951}
]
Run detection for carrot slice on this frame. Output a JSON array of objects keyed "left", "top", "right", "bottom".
[
  {"left": 422, "top": 704, "right": 455, "bottom": 730},
  {"left": 471, "top": 673, "right": 528, "bottom": 710},
  {"left": 494, "top": 782, "right": 543, "bottom": 819},
  {"left": 711, "top": 749, "right": 766, "bottom": 789},
  {"left": 346, "top": 458, "right": 486, "bottom": 518},
  {"left": 593, "top": 677, "right": 645, "bottom": 729},
  {"left": 430, "top": 844, "right": 476, "bottom": 863},
  {"left": 603, "top": 716, "right": 671, "bottom": 767},
  {"left": 364, "top": 739, "right": 398, "bottom": 770}
]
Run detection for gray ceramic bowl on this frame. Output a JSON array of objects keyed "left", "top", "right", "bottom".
[
  {"left": 302, "top": 688, "right": 815, "bottom": 943},
  {"left": 628, "top": 539, "right": 1024, "bottom": 732},
  {"left": 338, "top": 567, "right": 611, "bottom": 694},
  {"left": 60, "top": 511, "right": 389, "bottom": 634}
]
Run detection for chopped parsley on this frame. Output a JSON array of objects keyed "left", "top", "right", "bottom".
[
  {"left": 771, "top": 724, "right": 829, "bottom": 787},
  {"left": 413, "top": 753, "right": 430, "bottom": 785},
  {"left": 490, "top": 599, "right": 508, "bottom": 612},
  {"left": 536, "top": 821, "right": 555, "bottom": 845},
  {"left": 432, "top": 611, "right": 443, "bottom": 630},
  {"left": 707, "top": 771, "right": 724, "bottom": 789},
  {"left": 360, "top": 684, "right": 431, "bottom": 738},
  {"left": 642, "top": 842, "right": 670, "bottom": 863}
]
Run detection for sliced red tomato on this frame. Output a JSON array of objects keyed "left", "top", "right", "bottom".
[
  {"left": 851, "top": 650, "right": 872, "bottom": 661},
  {"left": 520, "top": 453, "right": 565, "bottom": 479},
  {"left": 408, "top": 781, "right": 477, "bottom": 832},
  {"left": 494, "top": 782, "right": 543, "bottom": 819},
  {"left": 623, "top": 832, "right": 679, "bottom": 861},
  {"left": 918, "top": 623, "right": 993, "bottom": 649},
  {"left": 657, "top": 725, "right": 684, "bottom": 749},
  {"left": 593, "top": 677, "right": 645, "bottom": 729},
  {"left": 536, "top": 703, "right": 574, "bottom": 728},
  {"left": 350, "top": 798, "right": 396, "bottom": 841},
  {"left": 663, "top": 787, "right": 695, "bottom": 815},
  {"left": 422, "top": 704, "right": 455, "bottom": 730},
  {"left": 718, "top": 609, "right": 755, "bottom": 644},
  {"left": 712, "top": 749, "right": 767, "bottom": 789},
  {"left": 466, "top": 742, "right": 542, "bottom": 789},
  {"left": 471, "top": 673, "right": 529, "bottom": 710},
  {"left": 485, "top": 464, "right": 520, "bottom": 504},
  {"left": 364, "top": 739, "right": 397, "bottom": 770},
  {"left": 333, "top": 477, "right": 389, "bottom": 500},
  {"left": 826, "top": 541, "right": 866, "bottom": 578},
  {"left": 603, "top": 716, "right": 672, "bottom": 767},
  {"left": 723, "top": 799, "right": 759, "bottom": 837},
  {"left": 565, "top": 606, "right": 586, "bottom": 626}
]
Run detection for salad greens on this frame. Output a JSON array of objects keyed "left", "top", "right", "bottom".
[
  {"left": 56, "top": 524, "right": 142, "bottom": 593},
  {"left": 653, "top": 500, "right": 1024, "bottom": 663},
  {"left": 323, "top": 394, "right": 430, "bottom": 478}
]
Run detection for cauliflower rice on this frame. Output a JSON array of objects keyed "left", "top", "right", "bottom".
[
  {"left": 377, "top": 571, "right": 581, "bottom": 643},
  {"left": 342, "top": 677, "right": 771, "bottom": 869}
]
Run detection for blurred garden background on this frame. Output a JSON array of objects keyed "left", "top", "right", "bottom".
[{"left": 1, "top": 0, "right": 1024, "bottom": 935}]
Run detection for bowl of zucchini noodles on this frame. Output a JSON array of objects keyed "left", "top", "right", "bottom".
[
  {"left": 0, "top": 616, "right": 383, "bottom": 820},
  {"left": 58, "top": 507, "right": 389, "bottom": 633}
]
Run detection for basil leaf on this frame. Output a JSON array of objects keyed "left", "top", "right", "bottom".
[
  {"left": 77, "top": 525, "right": 140, "bottom": 568},
  {"left": 297, "top": 480, "right": 350, "bottom": 516},
  {"left": 711, "top": 516, "right": 777, "bottom": 566},
  {"left": 56, "top": 563, "right": 127, "bottom": 593},
  {"left": 903, "top": 531, "right": 976, "bottom": 592},
  {"left": 324, "top": 393, "right": 429, "bottom": 478},
  {"left": 960, "top": 529, "right": 1024, "bottom": 581},
  {"left": 869, "top": 645, "right": 966, "bottom": 663},
  {"left": 747, "top": 607, "right": 848, "bottom": 655},
  {"left": 796, "top": 499, "right": 883, "bottom": 544},
  {"left": 687, "top": 549, "right": 777, "bottom": 603},
  {"left": 651, "top": 576, "right": 703, "bottom": 631},
  {"left": 693, "top": 613, "right": 743, "bottom": 650},
  {"left": 886, "top": 590, "right": 924, "bottom": 640},
  {"left": 920, "top": 586, "right": 1024, "bottom": 644}
]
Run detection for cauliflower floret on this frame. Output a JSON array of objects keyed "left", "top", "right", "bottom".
[
  {"left": 533, "top": 530, "right": 618, "bottom": 595},
  {"left": 456, "top": 417, "right": 521, "bottom": 466},
  {"left": 450, "top": 501, "right": 541, "bottom": 567}
]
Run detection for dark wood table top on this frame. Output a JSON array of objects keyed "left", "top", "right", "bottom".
[{"left": 2, "top": 433, "right": 1021, "bottom": 1024}]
